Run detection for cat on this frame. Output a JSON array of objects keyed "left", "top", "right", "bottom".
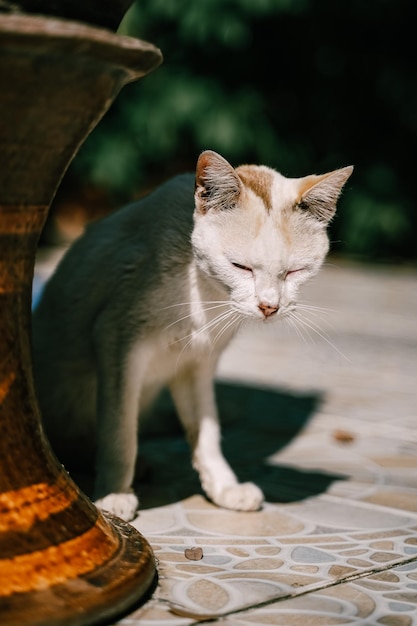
[{"left": 32, "top": 150, "right": 353, "bottom": 522}]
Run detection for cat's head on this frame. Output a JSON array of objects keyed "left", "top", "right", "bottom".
[{"left": 191, "top": 150, "right": 353, "bottom": 320}]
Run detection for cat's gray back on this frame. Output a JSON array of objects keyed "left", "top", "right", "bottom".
[
  {"left": 32, "top": 174, "right": 195, "bottom": 437},
  {"left": 34, "top": 173, "right": 195, "bottom": 328}
]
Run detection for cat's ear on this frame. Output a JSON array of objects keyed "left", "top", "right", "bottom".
[
  {"left": 297, "top": 166, "right": 353, "bottom": 224},
  {"left": 195, "top": 150, "right": 241, "bottom": 214}
]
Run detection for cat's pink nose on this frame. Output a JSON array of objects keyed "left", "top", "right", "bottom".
[{"left": 258, "top": 303, "right": 279, "bottom": 318}]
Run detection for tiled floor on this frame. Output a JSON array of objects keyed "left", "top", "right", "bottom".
[{"left": 33, "top": 253, "right": 417, "bottom": 625}]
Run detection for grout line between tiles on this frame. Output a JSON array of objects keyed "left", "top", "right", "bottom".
[{"left": 162, "top": 553, "right": 417, "bottom": 624}]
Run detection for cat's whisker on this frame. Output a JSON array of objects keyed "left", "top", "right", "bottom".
[
  {"left": 163, "top": 302, "right": 231, "bottom": 332},
  {"left": 174, "top": 314, "right": 230, "bottom": 373},
  {"left": 290, "top": 311, "right": 350, "bottom": 362},
  {"left": 284, "top": 313, "right": 311, "bottom": 344},
  {"left": 295, "top": 305, "right": 338, "bottom": 333},
  {"left": 289, "top": 311, "right": 325, "bottom": 345},
  {"left": 294, "top": 307, "right": 331, "bottom": 330},
  {"left": 296, "top": 302, "right": 336, "bottom": 314},
  {"left": 210, "top": 309, "right": 242, "bottom": 342},
  {"left": 211, "top": 311, "right": 243, "bottom": 350},
  {"left": 161, "top": 300, "right": 231, "bottom": 311},
  {"left": 204, "top": 312, "right": 237, "bottom": 358},
  {"left": 195, "top": 309, "right": 235, "bottom": 340},
  {"left": 173, "top": 307, "right": 236, "bottom": 370},
  {"left": 291, "top": 309, "right": 329, "bottom": 336},
  {"left": 296, "top": 304, "right": 336, "bottom": 327},
  {"left": 322, "top": 261, "right": 342, "bottom": 270},
  {"left": 172, "top": 308, "right": 234, "bottom": 347}
]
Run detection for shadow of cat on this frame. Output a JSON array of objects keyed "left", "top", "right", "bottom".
[
  {"left": 135, "top": 381, "right": 346, "bottom": 509},
  {"left": 66, "top": 381, "right": 346, "bottom": 509}
]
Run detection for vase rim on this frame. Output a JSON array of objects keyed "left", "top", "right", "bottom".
[{"left": 0, "top": 13, "right": 162, "bottom": 79}]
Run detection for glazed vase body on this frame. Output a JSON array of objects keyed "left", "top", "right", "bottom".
[{"left": 0, "top": 14, "right": 161, "bottom": 626}]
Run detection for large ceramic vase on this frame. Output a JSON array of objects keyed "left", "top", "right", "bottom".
[{"left": 0, "top": 13, "right": 162, "bottom": 626}]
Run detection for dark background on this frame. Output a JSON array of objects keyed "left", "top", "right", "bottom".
[{"left": 49, "top": 0, "right": 416, "bottom": 263}]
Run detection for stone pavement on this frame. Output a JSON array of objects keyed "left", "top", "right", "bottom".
[{"left": 33, "top": 254, "right": 417, "bottom": 625}]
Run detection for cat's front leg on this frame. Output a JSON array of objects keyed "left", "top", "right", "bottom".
[
  {"left": 169, "top": 365, "right": 264, "bottom": 512},
  {"left": 94, "top": 406, "right": 139, "bottom": 521},
  {"left": 93, "top": 333, "right": 144, "bottom": 522}
]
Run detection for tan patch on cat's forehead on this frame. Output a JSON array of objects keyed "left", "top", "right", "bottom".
[{"left": 236, "top": 166, "right": 274, "bottom": 212}]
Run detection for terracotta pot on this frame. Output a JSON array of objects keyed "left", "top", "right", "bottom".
[{"left": 0, "top": 14, "right": 162, "bottom": 626}]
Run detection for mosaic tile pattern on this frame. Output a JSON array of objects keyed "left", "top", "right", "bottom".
[
  {"left": 124, "top": 495, "right": 417, "bottom": 622},
  {"left": 219, "top": 561, "right": 417, "bottom": 625},
  {"left": 33, "top": 253, "right": 417, "bottom": 624}
]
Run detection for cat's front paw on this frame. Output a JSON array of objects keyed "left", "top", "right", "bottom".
[
  {"left": 95, "top": 492, "right": 139, "bottom": 522},
  {"left": 215, "top": 482, "right": 264, "bottom": 512}
]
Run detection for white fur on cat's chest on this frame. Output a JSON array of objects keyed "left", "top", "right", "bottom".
[{"left": 126, "top": 328, "right": 220, "bottom": 411}]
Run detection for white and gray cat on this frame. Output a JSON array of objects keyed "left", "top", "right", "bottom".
[{"left": 32, "top": 150, "right": 352, "bottom": 521}]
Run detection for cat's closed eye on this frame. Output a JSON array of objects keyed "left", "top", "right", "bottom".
[
  {"left": 231, "top": 262, "right": 253, "bottom": 273},
  {"left": 285, "top": 268, "right": 305, "bottom": 277}
]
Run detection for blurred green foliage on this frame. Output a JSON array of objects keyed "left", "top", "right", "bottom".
[{"left": 69, "top": 0, "right": 416, "bottom": 261}]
